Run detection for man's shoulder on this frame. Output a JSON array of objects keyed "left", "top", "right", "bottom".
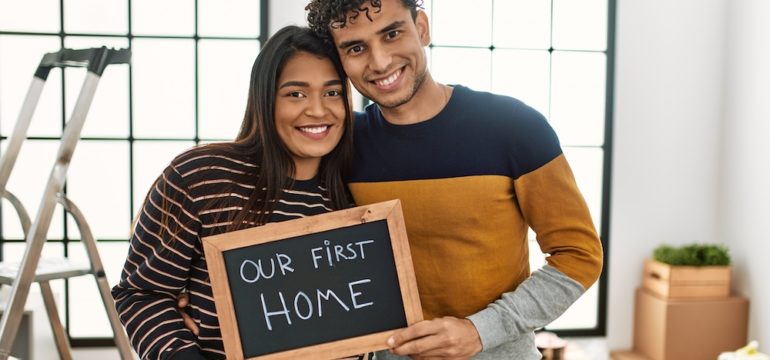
[{"left": 454, "top": 85, "right": 541, "bottom": 120}]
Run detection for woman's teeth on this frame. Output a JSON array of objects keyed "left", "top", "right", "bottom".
[{"left": 298, "top": 125, "right": 328, "bottom": 134}]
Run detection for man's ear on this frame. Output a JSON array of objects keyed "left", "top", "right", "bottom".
[{"left": 415, "top": 10, "right": 430, "bottom": 46}]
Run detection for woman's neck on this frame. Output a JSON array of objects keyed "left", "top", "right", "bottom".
[{"left": 292, "top": 158, "right": 321, "bottom": 180}]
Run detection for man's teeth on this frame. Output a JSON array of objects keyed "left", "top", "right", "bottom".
[
  {"left": 376, "top": 70, "right": 401, "bottom": 86},
  {"left": 299, "top": 125, "right": 328, "bottom": 134}
]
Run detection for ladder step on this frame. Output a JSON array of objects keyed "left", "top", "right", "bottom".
[{"left": 0, "top": 258, "right": 91, "bottom": 285}]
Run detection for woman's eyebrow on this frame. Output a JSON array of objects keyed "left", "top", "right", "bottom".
[
  {"left": 279, "top": 79, "right": 343, "bottom": 89},
  {"left": 278, "top": 80, "right": 309, "bottom": 89}
]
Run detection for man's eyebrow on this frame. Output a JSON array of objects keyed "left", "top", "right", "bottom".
[
  {"left": 377, "top": 20, "right": 405, "bottom": 36},
  {"left": 279, "top": 79, "right": 343, "bottom": 89},
  {"left": 337, "top": 20, "right": 406, "bottom": 49}
]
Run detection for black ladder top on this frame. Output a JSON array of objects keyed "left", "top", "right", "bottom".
[{"left": 35, "top": 46, "right": 131, "bottom": 80}]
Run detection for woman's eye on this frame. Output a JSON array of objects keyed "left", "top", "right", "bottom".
[
  {"left": 288, "top": 91, "right": 305, "bottom": 98},
  {"left": 326, "top": 90, "right": 342, "bottom": 97}
]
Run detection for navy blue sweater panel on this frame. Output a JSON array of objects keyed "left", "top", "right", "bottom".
[{"left": 349, "top": 85, "right": 563, "bottom": 182}]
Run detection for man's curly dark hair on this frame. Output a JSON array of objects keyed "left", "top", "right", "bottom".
[{"left": 306, "top": 0, "right": 424, "bottom": 45}]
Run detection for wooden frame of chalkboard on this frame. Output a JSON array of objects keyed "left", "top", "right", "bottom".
[{"left": 202, "top": 199, "right": 422, "bottom": 360}]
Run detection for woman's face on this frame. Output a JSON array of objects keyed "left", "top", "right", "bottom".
[{"left": 274, "top": 51, "right": 346, "bottom": 178}]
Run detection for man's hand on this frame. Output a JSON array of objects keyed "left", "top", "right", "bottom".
[
  {"left": 177, "top": 292, "right": 199, "bottom": 336},
  {"left": 386, "top": 317, "right": 482, "bottom": 359}
]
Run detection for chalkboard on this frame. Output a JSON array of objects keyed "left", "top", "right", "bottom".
[{"left": 202, "top": 199, "right": 422, "bottom": 360}]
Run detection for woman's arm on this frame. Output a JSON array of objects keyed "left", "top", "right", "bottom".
[{"left": 111, "top": 165, "right": 205, "bottom": 359}]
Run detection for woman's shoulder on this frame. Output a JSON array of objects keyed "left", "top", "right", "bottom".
[{"left": 168, "top": 143, "right": 258, "bottom": 178}]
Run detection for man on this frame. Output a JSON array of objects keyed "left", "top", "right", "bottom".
[{"left": 304, "top": 0, "right": 604, "bottom": 359}]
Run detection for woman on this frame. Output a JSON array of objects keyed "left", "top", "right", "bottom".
[{"left": 111, "top": 26, "right": 354, "bottom": 360}]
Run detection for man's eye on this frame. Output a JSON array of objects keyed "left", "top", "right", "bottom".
[
  {"left": 386, "top": 30, "right": 400, "bottom": 40},
  {"left": 348, "top": 45, "right": 364, "bottom": 55},
  {"left": 326, "top": 90, "right": 342, "bottom": 97}
]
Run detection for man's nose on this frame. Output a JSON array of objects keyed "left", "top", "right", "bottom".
[{"left": 369, "top": 45, "right": 392, "bottom": 73}]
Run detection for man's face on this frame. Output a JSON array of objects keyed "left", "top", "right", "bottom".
[{"left": 331, "top": 0, "right": 430, "bottom": 109}]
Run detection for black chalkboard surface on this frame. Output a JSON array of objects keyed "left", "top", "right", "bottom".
[{"left": 202, "top": 200, "right": 422, "bottom": 360}]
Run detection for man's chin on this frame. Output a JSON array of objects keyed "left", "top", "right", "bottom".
[{"left": 370, "top": 93, "right": 413, "bottom": 109}]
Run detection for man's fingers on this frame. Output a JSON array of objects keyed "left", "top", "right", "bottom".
[
  {"left": 176, "top": 292, "right": 198, "bottom": 335},
  {"left": 177, "top": 292, "right": 190, "bottom": 308},
  {"left": 387, "top": 320, "right": 439, "bottom": 348},
  {"left": 388, "top": 317, "right": 481, "bottom": 359},
  {"left": 180, "top": 309, "right": 200, "bottom": 336}
]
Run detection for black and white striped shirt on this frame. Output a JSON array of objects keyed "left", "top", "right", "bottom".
[{"left": 112, "top": 146, "right": 336, "bottom": 360}]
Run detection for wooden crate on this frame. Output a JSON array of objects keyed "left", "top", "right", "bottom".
[{"left": 642, "top": 259, "right": 730, "bottom": 299}]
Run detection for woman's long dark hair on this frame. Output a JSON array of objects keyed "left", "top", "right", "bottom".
[{"left": 191, "top": 26, "right": 354, "bottom": 231}]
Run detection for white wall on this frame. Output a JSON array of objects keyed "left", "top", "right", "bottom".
[
  {"left": 610, "top": 0, "right": 770, "bottom": 351},
  {"left": 721, "top": 0, "right": 770, "bottom": 351},
  {"left": 607, "top": 0, "right": 727, "bottom": 349},
  {"left": 268, "top": 0, "right": 307, "bottom": 35}
]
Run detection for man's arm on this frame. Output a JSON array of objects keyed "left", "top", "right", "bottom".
[
  {"left": 388, "top": 154, "right": 602, "bottom": 357},
  {"left": 470, "top": 153, "right": 603, "bottom": 350}
]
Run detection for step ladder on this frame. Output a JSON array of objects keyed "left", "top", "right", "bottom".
[{"left": 0, "top": 47, "right": 134, "bottom": 360}]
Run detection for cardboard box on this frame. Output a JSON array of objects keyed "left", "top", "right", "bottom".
[
  {"left": 610, "top": 350, "right": 650, "bottom": 360},
  {"left": 642, "top": 259, "right": 731, "bottom": 298},
  {"left": 633, "top": 288, "right": 749, "bottom": 360}
]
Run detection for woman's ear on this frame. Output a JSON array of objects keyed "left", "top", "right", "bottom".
[{"left": 416, "top": 10, "right": 431, "bottom": 47}]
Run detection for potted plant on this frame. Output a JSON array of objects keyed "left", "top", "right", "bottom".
[{"left": 643, "top": 243, "right": 731, "bottom": 299}]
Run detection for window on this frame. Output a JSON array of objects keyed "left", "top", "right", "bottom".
[
  {"left": 425, "top": 0, "right": 614, "bottom": 335},
  {"left": 0, "top": 0, "right": 266, "bottom": 345}
]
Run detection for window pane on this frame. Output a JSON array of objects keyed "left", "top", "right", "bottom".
[
  {"left": 563, "top": 147, "right": 604, "bottom": 231},
  {"left": 552, "top": 0, "right": 608, "bottom": 51},
  {"left": 492, "top": 49, "right": 550, "bottom": 118},
  {"left": 66, "top": 141, "right": 130, "bottom": 240},
  {"left": 63, "top": 0, "right": 128, "bottom": 35},
  {"left": 493, "top": 0, "right": 551, "bottom": 49},
  {"left": 67, "top": 241, "right": 130, "bottom": 337},
  {"left": 198, "top": 0, "right": 260, "bottom": 38},
  {"left": 550, "top": 51, "right": 606, "bottom": 146},
  {"left": 431, "top": 0, "right": 492, "bottom": 47},
  {"left": 198, "top": 39, "right": 259, "bottom": 140},
  {"left": 0, "top": 35, "right": 63, "bottom": 138},
  {"left": 0, "top": 0, "right": 60, "bottom": 33},
  {"left": 1, "top": 140, "right": 65, "bottom": 240},
  {"left": 63, "top": 37, "right": 130, "bottom": 138},
  {"left": 131, "top": 39, "right": 195, "bottom": 139},
  {"left": 132, "top": 141, "right": 195, "bottom": 213},
  {"left": 131, "top": 0, "right": 194, "bottom": 36},
  {"left": 431, "top": 47, "right": 491, "bottom": 92}
]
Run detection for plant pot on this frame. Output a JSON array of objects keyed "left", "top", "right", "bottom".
[{"left": 642, "top": 259, "right": 731, "bottom": 299}]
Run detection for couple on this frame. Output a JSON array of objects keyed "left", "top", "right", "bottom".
[{"left": 111, "top": 0, "right": 603, "bottom": 359}]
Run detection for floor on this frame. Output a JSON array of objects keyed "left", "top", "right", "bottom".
[{"left": 68, "top": 338, "right": 609, "bottom": 360}]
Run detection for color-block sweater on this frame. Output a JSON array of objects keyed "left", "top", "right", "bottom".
[
  {"left": 111, "top": 147, "right": 335, "bottom": 360},
  {"left": 348, "top": 85, "right": 603, "bottom": 359}
]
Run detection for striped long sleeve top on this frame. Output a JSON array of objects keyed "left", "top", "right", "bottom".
[{"left": 111, "top": 146, "right": 336, "bottom": 360}]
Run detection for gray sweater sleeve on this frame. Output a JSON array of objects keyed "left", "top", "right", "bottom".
[{"left": 466, "top": 264, "right": 585, "bottom": 351}]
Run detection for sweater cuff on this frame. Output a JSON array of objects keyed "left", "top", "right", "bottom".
[
  {"left": 467, "top": 307, "right": 508, "bottom": 351},
  {"left": 167, "top": 346, "right": 207, "bottom": 360}
]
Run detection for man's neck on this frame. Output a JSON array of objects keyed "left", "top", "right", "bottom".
[{"left": 379, "top": 72, "right": 451, "bottom": 125}]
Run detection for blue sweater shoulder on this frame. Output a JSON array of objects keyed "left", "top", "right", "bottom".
[{"left": 352, "top": 86, "right": 562, "bottom": 181}]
